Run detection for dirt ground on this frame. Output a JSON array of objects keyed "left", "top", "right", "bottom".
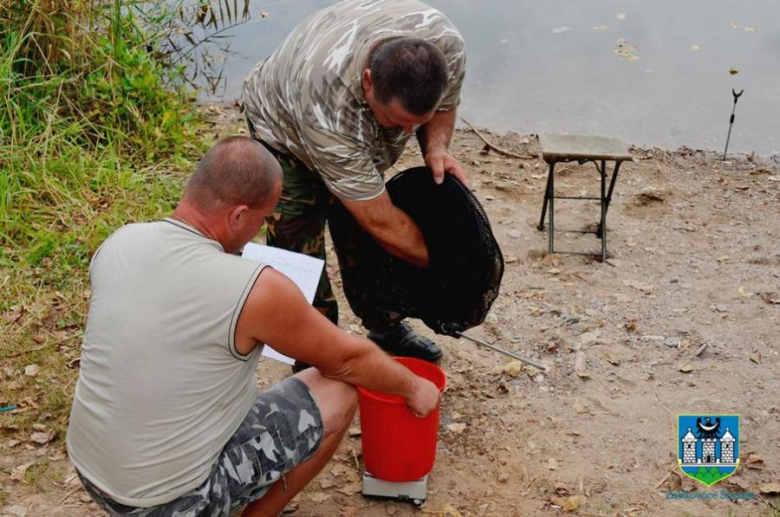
[{"left": 3, "top": 106, "right": 780, "bottom": 517}]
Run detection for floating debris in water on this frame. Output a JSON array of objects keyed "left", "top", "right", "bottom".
[
  {"left": 614, "top": 39, "right": 640, "bottom": 61},
  {"left": 616, "top": 13, "right": 627, "bottom": 20},
  {"left": 690, "top": 44, "right": 701, "bottom": 51},
  {"left": 731, "top": 22, "right": 758, "bottom": 32},
  {"left": 552, "top": 26, "right": 572, "bottom": 34},
  {"left": 592, "top": 24, "right": 609, "bottom": 31},
  {"left": 729, "top": 68, "right": 740, "bottom": 75}
]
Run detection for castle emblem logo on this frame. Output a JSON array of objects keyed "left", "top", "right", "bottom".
[{"left": 678, "top": 415, "right": 739, "bottom": 486}]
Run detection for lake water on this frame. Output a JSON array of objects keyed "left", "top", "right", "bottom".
[{"left": 200, "top": 0, "right": 780, "bottom": 155}]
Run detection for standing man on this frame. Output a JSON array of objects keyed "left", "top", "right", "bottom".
[{"left": 242, "top": 0, "right": 467, "bottom": 363}]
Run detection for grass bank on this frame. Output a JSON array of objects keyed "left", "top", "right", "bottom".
[{"left": 0, "top": 0, "right": 212, "bottom": 491}]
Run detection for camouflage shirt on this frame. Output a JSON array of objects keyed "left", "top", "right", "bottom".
[{"left": 241, "top": 0, "right": 466, "bottom": 201}]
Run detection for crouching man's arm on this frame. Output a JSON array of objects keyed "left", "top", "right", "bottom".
[{"left": 235, "top": 268, "right": 440, "bottom": 416}]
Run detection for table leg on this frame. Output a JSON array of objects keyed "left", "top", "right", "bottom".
[
  {"left": 597, "top": 160, "right": 623, "bottom": 238},
  {"left": 538, "top": 164, "right": 554, "bottom": 231},
  {"left": 600, "top": 159, "right": 607, "bottom": 261},
  {"left": 549, "top": 162, "right": 555, "bottom": 254}
]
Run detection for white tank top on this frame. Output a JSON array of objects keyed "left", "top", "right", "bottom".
[{"left": 67, "top": 218, "right": 266, "bottom": 507}]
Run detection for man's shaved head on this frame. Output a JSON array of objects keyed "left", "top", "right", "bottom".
[{"left": 183, "top": 136, "right": 282, "bottom": 213}]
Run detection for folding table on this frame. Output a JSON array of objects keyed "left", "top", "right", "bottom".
[{"left": 537, "top": 134, "right": 633, "bottom": 262}]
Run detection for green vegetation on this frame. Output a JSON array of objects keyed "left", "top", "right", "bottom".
[
  {"left": 0, "top": 0, "right": 213, "bottom": 469},
  {"left": 686, "top": 467, "right": 732, "bottom": 487}
]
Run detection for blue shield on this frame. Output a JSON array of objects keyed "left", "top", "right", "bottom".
[{"left": 678, "top": 415, "right": 739, "bottom": 486}]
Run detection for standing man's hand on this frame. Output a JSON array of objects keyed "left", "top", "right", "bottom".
[
  {"left": 406, "top": 376, "right": 441, "bottom": 418},
  {"left": 424, "top": 148, "right": 468, "bottom": 187},
  {"left": 418, "top": 109, "right": 468, "bottom": 188}
]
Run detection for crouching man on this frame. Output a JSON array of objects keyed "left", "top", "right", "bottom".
[{"left": 66, "top": 136, "right": 440, "bottom": 517}]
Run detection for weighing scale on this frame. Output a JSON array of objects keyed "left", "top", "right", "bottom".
[{"left": 362, "top": 472, "right": 428, "bottom": 507}]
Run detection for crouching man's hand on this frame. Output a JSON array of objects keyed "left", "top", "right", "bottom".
[{"left": 406, "top": 377, "right": 441, "bottom": 418}]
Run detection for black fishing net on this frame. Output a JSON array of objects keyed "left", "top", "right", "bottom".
[{"left": 342, "top": 167, "right": 504, "bottom": 336}]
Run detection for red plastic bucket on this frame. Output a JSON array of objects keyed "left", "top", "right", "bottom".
[{"left": 357, "top": 357, "right": 446, "bottom": 482}]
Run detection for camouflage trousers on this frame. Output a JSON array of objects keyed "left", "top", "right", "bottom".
[
  {"left": 261, "top": 142, "right": 403, "bottom": 331},
  {"left": 77, "top": 377, "right": 323, "bottom": 516}
]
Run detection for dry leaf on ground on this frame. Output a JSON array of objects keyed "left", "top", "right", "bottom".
[
  {"left": 30, "top": 431, "right": 55, "bottom": 445},
  {"left": 439, "top": 504, "right": 463, "bottom": 517},
  {"left": 500, "top": 360, "right": 526, "bottom": 377},
  {"left": 339, "top": 506, "right": 358, "bottom": 517},
  {"left": 5, "top": 505, "right": 28, "bottom": 517},
  {"left": 11, "top": 462, "right": 35, "bottom": 481},
  {"left": 573, "top": 399, "right": 589, "bottom": 414},
  {"left": 337, "top": 482, "right": 361, "bottom": 496},
  {"left": 624, "top": 280, "right": 654, "bottom": 293},
  {"left": 746, "top": 452, "right": 765, "bottom": 469},
  {"left": 574, "top": 351, "right": 590, "bottom": 378},
  {"left": 446, "top": 423, "right": 467, "bottom": 434},
  {"left": 4, "top": 305, "right": 25, "bottom": 324},
  {"left": 551, "top": 495, "right": 585, "bottom": 512},
  {"left": 759, "top": 482, "right": 780, "bottom": 494},
  {"left": 309, "top": 492, "right": 330, "bottom": 503}
]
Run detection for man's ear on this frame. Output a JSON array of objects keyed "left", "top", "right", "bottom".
[
  {"left": 227, "top": 205, "right": 250, "bottom": 229},
  {"left": 361, "top": 68, "right": 373, "bottom": 94}
]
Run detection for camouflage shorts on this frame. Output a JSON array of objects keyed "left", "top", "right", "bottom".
[{"left": 77, "top": 377, "right": 323, "bottom": 516}]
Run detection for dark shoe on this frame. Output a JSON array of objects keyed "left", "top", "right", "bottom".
[
  {"left": 367, "top": 322, "right": 442, "bottom": 363},
  {"left": 291, "top": 361, "right": 311, "bottom": 374}
]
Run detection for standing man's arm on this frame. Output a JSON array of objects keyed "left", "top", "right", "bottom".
[
  {"left": 339, "top": 108, "right": 467, "bottom": 269},
  {"left": 340, "top": 193, "right": 429, "bottom": 268},
  {"left": 417, "top": 108, "right": 468, "bottom": 186},
  {"left": 296, "top": 119, "right": 431, "bottom": 268}
]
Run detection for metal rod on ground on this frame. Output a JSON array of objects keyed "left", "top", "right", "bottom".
[
  {"left": 456, "top": 332, "right": 547, "bottom": 371},
  {"left": 723, "top": 88, "right": 744, "bottom": 160}
]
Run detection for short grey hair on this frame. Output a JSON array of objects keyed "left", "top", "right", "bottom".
[{"left": 183, "top": 136, "right": 281, "bottom": 213}]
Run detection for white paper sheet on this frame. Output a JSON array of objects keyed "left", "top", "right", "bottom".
[{"left": 241, "top": 243, "right": 325, "bottom": 364}]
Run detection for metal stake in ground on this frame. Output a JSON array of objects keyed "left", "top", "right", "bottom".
[
  {"left": 456, "top": 331, "right": 547, "bottom": 371},
  {"left": 723, "top": 89, "right": 744, "bottom": 160}
]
